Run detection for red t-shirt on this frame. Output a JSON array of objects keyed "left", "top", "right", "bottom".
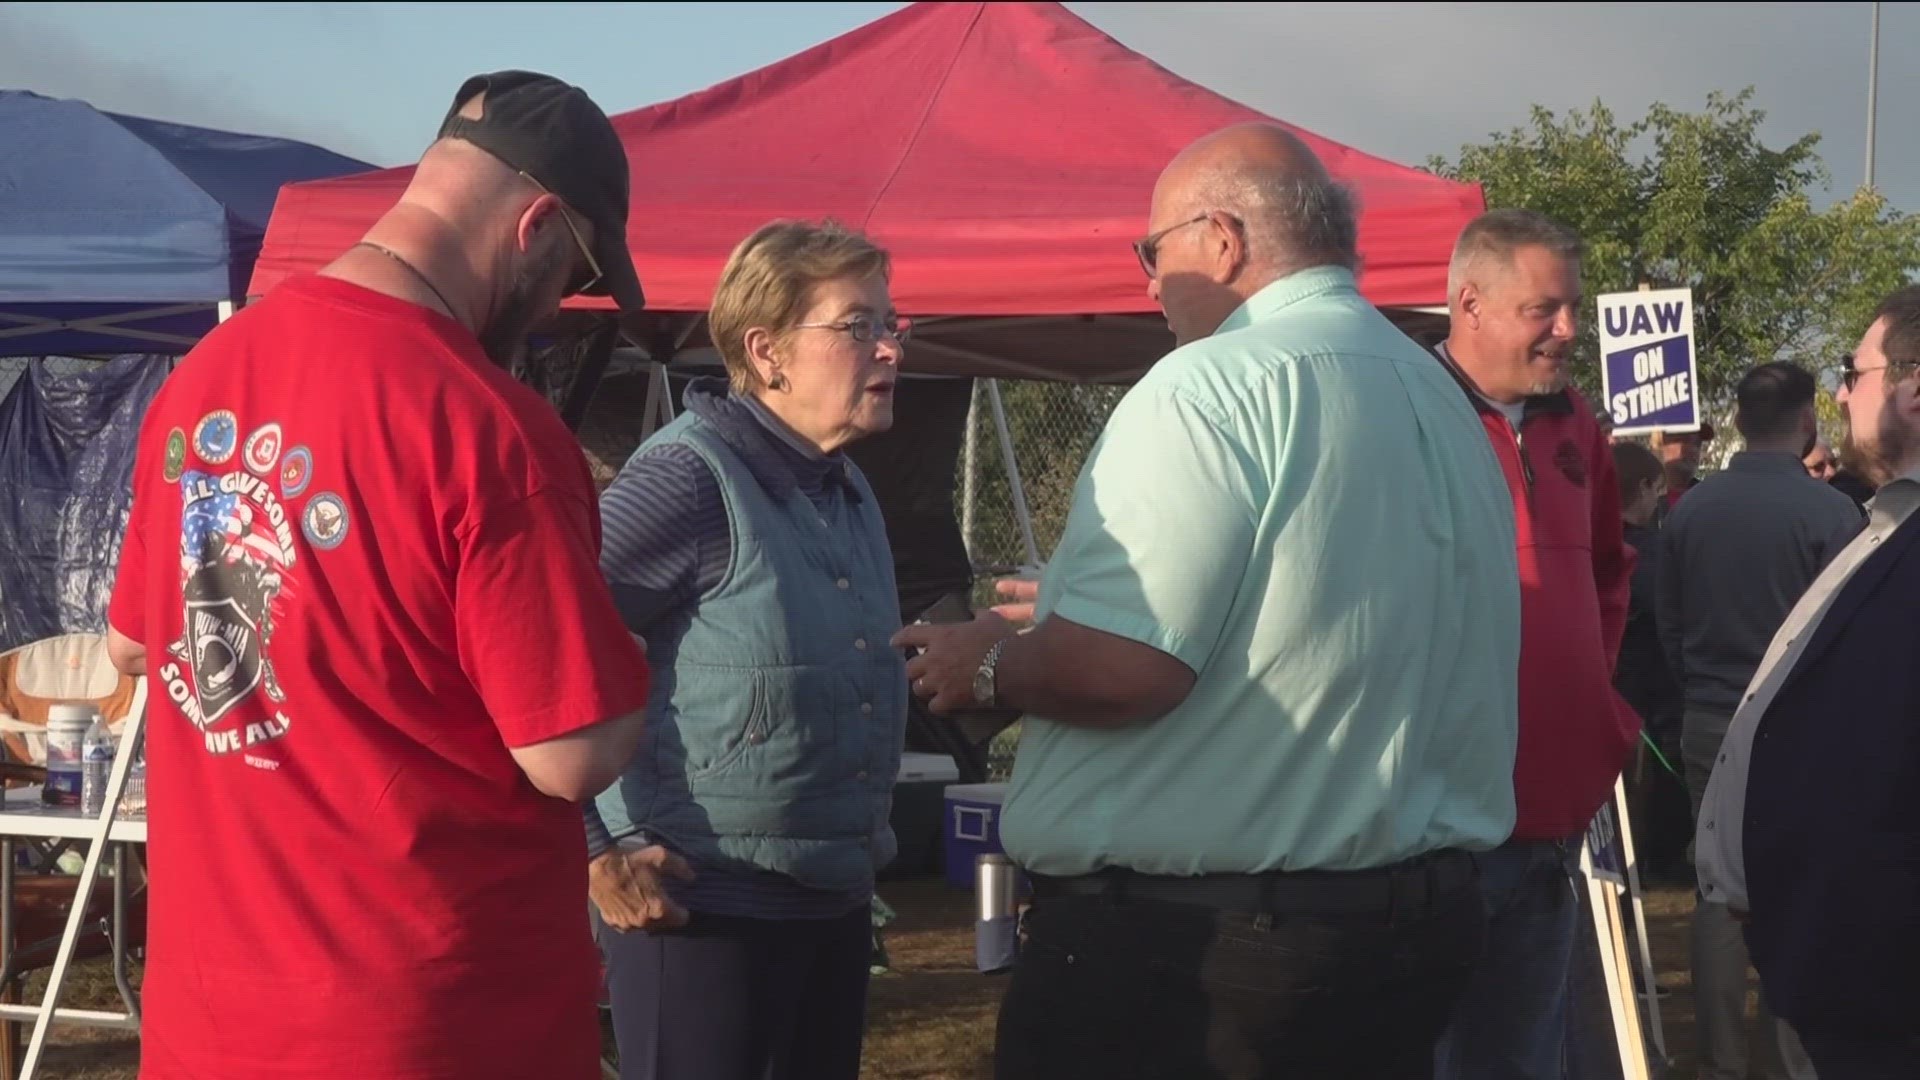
[{"left": 108, "top": 275, "right": 649, "bottom": 1079}]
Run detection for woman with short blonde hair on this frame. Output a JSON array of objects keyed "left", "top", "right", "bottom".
[
  {"left": 584, "top": 219, "right": 912, "bottom": 1080},
  {"left": 709, "top": 220, "right": 893, "bottom": 394}
]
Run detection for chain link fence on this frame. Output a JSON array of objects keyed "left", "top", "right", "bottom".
[
  {"left": 953, "top": 378, "right": 1126, "bottom": 606},
  {"left": 0, "top": 357, "right": 23, "bottom": 403},
  {"left": 0, "top": 355, "right": 110, "bottom": 402}
]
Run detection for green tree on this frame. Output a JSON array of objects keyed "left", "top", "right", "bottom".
[{"left": 1426, "top": 89, "right": 1920, "bottom": 425}]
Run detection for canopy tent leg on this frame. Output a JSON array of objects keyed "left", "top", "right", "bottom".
[
  {"left": 985, "top": 379, "right": 1041, "bottom": 570},
  {"left": 960, "top": 380, "right": 979, "bottom": 565},
  {"left": 639, "top": 361, "right": 677, "bottom": 442}
]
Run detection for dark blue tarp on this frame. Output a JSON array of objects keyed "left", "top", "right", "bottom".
[
  {"left": 0, "top": 89, "right": 374, "bottom": 356},
  {"left": 0, "top": 355, "right": 172, "bottom": 653}
]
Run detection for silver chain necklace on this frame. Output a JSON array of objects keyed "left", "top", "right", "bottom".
[{"left": 354, "top": 241, "right": 459, "bottom": 323}]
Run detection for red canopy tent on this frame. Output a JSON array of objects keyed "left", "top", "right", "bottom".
[{"left": 249, "top": 0, "right": 1479, "bottom": 383}]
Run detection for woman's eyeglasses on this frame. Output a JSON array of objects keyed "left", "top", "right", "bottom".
[{"left": 794, "top": 314, "right": 913, "bottom": 345}]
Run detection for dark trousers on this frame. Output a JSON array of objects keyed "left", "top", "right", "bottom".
[
  {"left": 1623, "top": 737, "right": 1693, "bottom": 883},
  {"left": 597, "top": 906, "right": 872, "bottom": 1080},
  {"left": 1683, "top": 713, "right": 1813, "bottom": 1080},
  {"left": 1433, "top": 838, "right": 1583, "bottom": 1080},
  {"left": 994, "top": 857, "right": 1486, "bottom": 1080}
]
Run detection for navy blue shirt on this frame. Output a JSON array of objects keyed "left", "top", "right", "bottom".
[{"left": 587, "top": 383, "right": 871, "bottom": 918}]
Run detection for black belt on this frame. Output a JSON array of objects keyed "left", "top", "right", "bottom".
[{"left": 1027, "top": 848, "right": 1477, "bottom": 916}]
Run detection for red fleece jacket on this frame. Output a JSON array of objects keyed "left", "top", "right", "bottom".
[{"left": 1436, "top": 348, "right": 1643, "bottom": 841}]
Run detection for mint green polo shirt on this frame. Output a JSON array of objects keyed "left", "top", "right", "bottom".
[{"left": 1001, "top": 266, "right": 1521, "bottom": 876}]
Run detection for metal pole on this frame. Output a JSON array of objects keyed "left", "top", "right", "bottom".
[
  {"left": 1867, "top": 1, "right": 1881, "bottom": 190},
  {"left": 985, "top": 379, "right": 1042, "bottom": 569},
  {"left": 960, "top": 380, "right": 978, "bottom": 562}
]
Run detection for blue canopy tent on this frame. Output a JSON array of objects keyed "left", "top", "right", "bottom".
[
  {"left": 0, "top": 89, "right": 374, "bottom": 356},
  {"left": 0, "top": 90, "right": 373, "bottom": 651}
]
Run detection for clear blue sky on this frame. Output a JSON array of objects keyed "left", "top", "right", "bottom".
[{"left": 7, "top": 2, "right": 1914, "bottom": 213}]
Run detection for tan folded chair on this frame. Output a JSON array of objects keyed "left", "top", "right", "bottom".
[{"left": 0, "top": 633, "right": 144, "bottom": 774}]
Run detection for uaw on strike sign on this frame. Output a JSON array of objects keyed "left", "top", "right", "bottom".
[{"left": 1599, "top": 287, "right": 1701, "bottom": 437}]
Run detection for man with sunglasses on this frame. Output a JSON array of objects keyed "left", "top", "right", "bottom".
[
  {"left": 900, "top": 122, "right": 1521, "bottom": 1079},
  {"left": 105, "top": 71, "right": 653, "bottom": 1079},
  {"left": 1696, "top": 285, "right": 1920, "bottom": 1079}
]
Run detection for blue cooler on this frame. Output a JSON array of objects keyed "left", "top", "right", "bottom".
[
  {"left": 883, "top": 751, "right": 960, "bottom": 880},
  {"left": 942, "top": 781, "right": 1008, "bottom": 888}
]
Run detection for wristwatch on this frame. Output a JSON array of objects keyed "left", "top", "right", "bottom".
[{"left": 973, "top": 637, "right": 1011, "bottom": 709}]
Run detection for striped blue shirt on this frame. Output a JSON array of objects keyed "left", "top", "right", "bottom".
[{"left": 587, "top": 386, "right": 871, "bottom": 919}]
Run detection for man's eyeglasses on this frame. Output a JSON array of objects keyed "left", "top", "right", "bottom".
[
  {"left": 519, "top": 172, "right": 603, "bottom": 296},
  {"left": 794, "top": 313, "right": 913, "bottom": 345},
  {"left": 1837, "top": 353, "right": 1907, "bottom": 392},
  {"left": 1131, "top": 215, "right": 1210, "bottom": 279}
]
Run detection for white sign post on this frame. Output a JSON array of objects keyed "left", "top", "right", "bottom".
[{"left": 1599, "top": 288, "right": 1700, "bottom": 437}]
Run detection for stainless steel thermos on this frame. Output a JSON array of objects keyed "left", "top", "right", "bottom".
[{"left": 975, "top": 853, "right": 1020, "bottom": 974}]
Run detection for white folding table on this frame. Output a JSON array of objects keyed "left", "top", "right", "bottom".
[{"left": 0, "top": 705, "right": 145, "bottom": 1079}]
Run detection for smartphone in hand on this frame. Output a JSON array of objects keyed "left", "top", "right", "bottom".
[
  {"left": 914, "top": 593, "right": 973, "bottom": 629},
  {"left": 907, "top": 593, "right": 1021, "bottom": 744}
]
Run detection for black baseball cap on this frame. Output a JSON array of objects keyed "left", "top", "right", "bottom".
[{"left": 437, "top": 70, "right": 645, "bottom": 315}]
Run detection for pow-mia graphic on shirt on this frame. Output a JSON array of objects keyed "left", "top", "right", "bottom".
[{"left": 155, "top": 414, "right": 350, "bottom": 762}]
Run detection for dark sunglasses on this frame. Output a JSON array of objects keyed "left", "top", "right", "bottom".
[
  {"left": 520, "top": 172, "right": 603, "bottom": 297},
  {"left": 1837, "top": 353, "right": 1906, "bottom": 392}
]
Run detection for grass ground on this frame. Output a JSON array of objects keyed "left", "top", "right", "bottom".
[{"left": 17, "top": 880, "right": 1741, "bottom": 1079}]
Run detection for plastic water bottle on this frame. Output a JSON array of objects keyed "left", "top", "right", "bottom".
[
  {"left": 80, "top": 715, "right": 115, "bottom": 816},
  {"left": 118, "top": 741, "right": 147, "bottom": 817}
]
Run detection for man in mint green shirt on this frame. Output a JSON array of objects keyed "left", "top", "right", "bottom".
[{"left": 898, "top": 123, "right": 1520, "bottom": 1079}]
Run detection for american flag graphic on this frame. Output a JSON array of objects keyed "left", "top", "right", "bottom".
[
  {"left": 180, "top": 474, "right": 237, "bottom": 565},
  {"left": 179, "top": 472, "right": 288, "bottom": 571}
]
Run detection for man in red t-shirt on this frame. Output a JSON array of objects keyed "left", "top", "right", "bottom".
[{"left": 105, "top": 71, "right": 663, "bottom": 1079}]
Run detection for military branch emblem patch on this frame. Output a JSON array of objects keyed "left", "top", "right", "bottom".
[
  {"left": 279, "top": 447, "right": 313, "bottom": 498},
  {"left": 243, "top": 423, "right": 284, "bottom": 475},
  {"left": 302, "top": 493, "right": 350, "bottom": 550},
  {"left": 193, "top": 410, "right": 239, "bottom": 465},
  {"left": 162, "top": 428, "right": 187, "bottom": 483}
]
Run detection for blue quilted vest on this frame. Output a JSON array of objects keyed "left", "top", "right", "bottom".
[{"left": 600, "top": 404, "right": 908, "bottom": 894}]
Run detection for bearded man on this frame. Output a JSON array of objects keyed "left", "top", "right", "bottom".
[{"left": 1694, "top": 284, "right": 1920, "bottom": 1080}]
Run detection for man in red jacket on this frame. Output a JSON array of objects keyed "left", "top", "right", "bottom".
[{"left": 1429, "top": 209, "right": 1641, "bottom": 1080}]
